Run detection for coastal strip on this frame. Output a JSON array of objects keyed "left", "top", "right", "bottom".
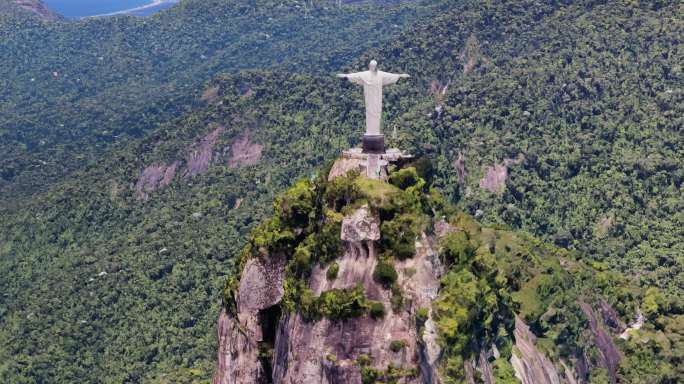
[{"left": 86, "top": 0, "right": 178, "bottom": 18}]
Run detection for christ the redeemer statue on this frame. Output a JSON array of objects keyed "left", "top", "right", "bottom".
[{"left": 338, "top": 60, "right": 409, "bottom": 154}]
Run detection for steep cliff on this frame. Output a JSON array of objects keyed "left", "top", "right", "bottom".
[
  {"left": 214, "top": 152, "right": 442, "bottom": 383},
  {"left": 212, "top": 153, "right": 646, "bottom": 383}
]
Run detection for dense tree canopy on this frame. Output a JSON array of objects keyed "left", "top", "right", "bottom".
[
  {"left": 0, "top": 0, "right": 448, "bottom": 203},
  {"left": 0, "top": 0, "right": 682, "bottom": 382}
]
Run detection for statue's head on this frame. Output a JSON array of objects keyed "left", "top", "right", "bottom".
[{"left": 369, "top": 60, "right": 378, "bottom": 72}]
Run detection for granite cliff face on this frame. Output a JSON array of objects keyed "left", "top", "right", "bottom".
[
  {"left": 11, "top": 0, "right": 62, "bottom": 21},
  {"left": 270, "top": 216, "right": 443, "bottom": 383},
  {"left": 134, "top": 127, "right": 263, "bottom": 200},
  {"left": 214, "top": 157, "right": 444, "bottom": 383},
  {"left": 510, "top": 317, "right": 563, "bottom": 384},
  {"left": 212, "top": 153, "right": 639, "bottom": 384},
  {"left": 214, "top": 152, "right": 443, "bottom": 384},
  {"left": 214, "top": 253, "right": 286, "bottom": 384}
]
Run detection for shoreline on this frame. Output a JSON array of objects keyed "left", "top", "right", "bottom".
[{"left": 85, "top": 0, "right": 178, "bottom": 18}]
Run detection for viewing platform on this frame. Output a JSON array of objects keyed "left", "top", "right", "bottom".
[{"left": 329, "top": 147, "right": 413, "bottom": 181}]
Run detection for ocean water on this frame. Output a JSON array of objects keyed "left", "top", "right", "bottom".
[{"left": 43, "top": 0, "right": 173, "bottom": 19}]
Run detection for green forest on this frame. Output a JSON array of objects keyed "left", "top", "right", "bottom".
[
  {"left": 0, "top": 0, "right": 682, "bottom": 383},
  {"left": 0, "top": 0, "right": 448, "bottom": 203}
]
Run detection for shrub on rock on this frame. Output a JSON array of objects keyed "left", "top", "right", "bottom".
[
  {"left": 369, "top": 301, "right": 386, "bottom": 319},
  {"left": 373, "top": 259, "right": 398, "bottom": 286},
  {"left": 326, "top": 262, "right": 339, "bottom": 280}
]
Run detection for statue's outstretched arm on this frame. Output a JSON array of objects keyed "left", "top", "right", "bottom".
[
  {"left": 337, "top": 72, "right": 365, "bottom": 85},
  {"left": 381, "top": 71, "right": 410, "bottom": 85}
]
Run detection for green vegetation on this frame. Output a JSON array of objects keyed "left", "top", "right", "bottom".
[
  {"left": 357, "top": 356, "right": 417, "bottom": 384},
  {"left": 388, "top": 166, "right": 422, "bottom": 190},
  {"left": 373, "top": 259, "right": 398, "bottom": 286},
  {"left": 379, "top": 213, "right": 423, "bottom": 259},
  {"left": 642, "top": 287, "right": 669, "bottom": 320},
  {"left": 356, "top": 354, "right": 372, "bottom": 367},
  {"left": 326, "top": 262, "right": 339, "bottom": 280},
  {"left": 240, "top": 160, "right": 439, "bottom": 327},
  {"left": 235, "top": 157, "right": 663, "bottom": 383},
  {"left": 324, "top": 170, "right": 362, "bottom": 211},
  {"left": 389, "top": 339, "right": 407, "bottom": 353},
  {"left": 619, "top": 313, "right": 684, "bottom": 381},
  {"left": 222, "top": 276, "right": 239, "bottom": 316},
  {"left": 303, "top": 286, "right": 368, "bottom": 321},
  {"left": 440, "top": 231, "right": 474, "bottom": 268},
  {"left": 355, "top": 176, "right": 402, "bottom": 206},
  {"left": 429, "top": 210, "right": 676, "bottom": 383},
  {"left": 390, "top": 283, "right": 404, "bottom": 312},
  {"left": 361, "top": 366, "right": 381, "bottom": 384},
  {"left": 0, "top": 69, "right": 372, "bottom": 382},
  {"left": 393, "top": 0, "right": 684, "bottom": 305},
  {"left": 0, "top": 0, "right": 450, "bottom": 203},
  {"left": 434, "top": 263, "right": 513, "bottom": 382},
  {"left": 416, "top": 307, "right": 429, "bottom": 324},
  {"left": 492, "top": 358, "right": 518, "bottom": 383},
  {"left": 369, "top": 301, "right": 386, "bottom": 320},
  {"left": 1, "top": 0, "right": 683, "bottom": 382},
  {"left": 361, "top": 364, "right": 418, "bottom": 384}
]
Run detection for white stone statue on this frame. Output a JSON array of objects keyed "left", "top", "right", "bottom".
[{"left": 337, "top": 60, "right": 410, "bottom": 138}]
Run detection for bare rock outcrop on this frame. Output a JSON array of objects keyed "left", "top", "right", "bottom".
[
  {"left": 134, "top": 164, "right": 167, "bottom": 201},
  {"left": 578, "top": 301, "right": 621, "bottom": 383},
  {"left": 328, "top": 148, "right": 411, "bottom": 181},
  {"left": 239, "top": 255, "right": 286, "bottom": 311},
  {"left": 134, "top": 161, "right": 180, "bottom": 200},
  {"left": 213, "top": 254, "right": 286, "bottom": 384},
  {"left": 434, "top": 218, "right": 458, "bottom": 238},
  {"left": 214, "top": 310, "right": 266, "bottom": 384},
  {"left": 479, "top": 155, "right": 524, "bottom": 194},
  {"left": 185, "top": 126, "right": 224, "bottom": 178},
  {"left": 479, "top": 163, "right": 509, "bottom": 194},
  {"left": 619, "top": 309, "right": 644, "bottom": 340},
  {"left": 511, "top": 316, "right": 563, "bottom": 384},
  {"left": 274, "top": 209, "right": 442, "bottom": 383},
  {"left": 227, "top": 132, "right": 263, "bottom": 168},
  {"left": 459, "top": 34, "right": 487, "bottom": 74},
  {"left": 273, "top": 311, "right": 420, "bottom": 383},
  {"left": 453, "top": 152, "right": 467, "bottom": 184},
  {"left": 13, "top": 0, "right": 62, "bottom": 21},
  {"left": 598, "top": 300, "right": 625, "bottom": 334},
  {"left": 340, "top": 205, "right": 380, "bottom": 243},
  {"left": 134, "top": 126, "right": 224, "bottom": 200},
  {"left": 135, "top": 127, "right": 264, "bottom": 200},
  {"left": 328, "top": 155, "right": 366, "bottom": 181}
]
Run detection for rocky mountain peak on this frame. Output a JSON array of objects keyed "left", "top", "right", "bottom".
[
  {"left": 212, "top": 150, "right": 646, "bottom": 384},
  {"left": 10, "top": 0, "right": 62, "bottom": 21},
  {"left": 214, "top": 149, "right": 443, "bottom": 383}
]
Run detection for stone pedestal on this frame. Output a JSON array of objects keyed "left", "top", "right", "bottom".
[
  {"left": 328, "top": 147, "right": 413, "bottom": 181},
  {"left": 362, "top": 135, "right": 385, "bottom": 154}
]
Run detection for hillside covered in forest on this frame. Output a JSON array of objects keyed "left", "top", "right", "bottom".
[
  {"left": 0, "top": 0, "right": 682, "bottom": 383},
  {"left": 0, "top": 0, "right": 448, "bottom": 203}
]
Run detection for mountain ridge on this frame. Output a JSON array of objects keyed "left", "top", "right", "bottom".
[
  {"left": 1, "top": 0, "right": 682, "bottom": 382},
  {"left": 0, "top": 0, "right": 449, "bottom": 204},
  {"left": 0, "top": 0, "right": 62, "bottom": 21}
]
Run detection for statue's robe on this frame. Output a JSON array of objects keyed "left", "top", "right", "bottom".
[{"left": 344, "top": 70, "right": 402, "bottom": 136}]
